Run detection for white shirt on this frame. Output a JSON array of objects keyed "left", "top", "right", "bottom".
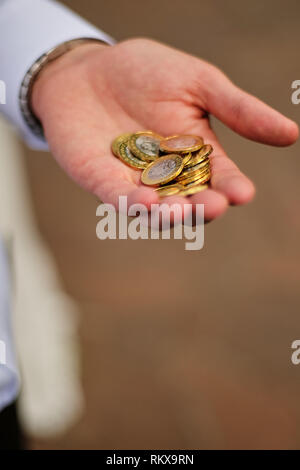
[{"left": 0, "top": 0, "right": 114, "bottom": 411}]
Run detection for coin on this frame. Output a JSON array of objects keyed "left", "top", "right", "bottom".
[
  {"left": 179, "top": 184, "right": 209, "bottom": 197},
  {"left": 176, "top": 159, "right": 210, "bottom": 180},
  {"left": 111, "top": 133, "right": 132, "bottom": 157},
  {"left": 141, "top": 154, "right": 184, "bottom": 186},
  {"left": 182, "top": 152, "right": 193, "bottom": 165},
  {"left": 154, "top": 183, "right": 184, "bottom": 197},
  {"left": 183, "top": 177, "right": 210, "bottom": 188},
  {"left": 160, "top": 135, "right": 204, "bottom": 154},
  {"left": 176, "top": 168, "right": 210, "bottom": 184},
  {"left": 184, "top": 144, "right": 213, "bottom": 168},
  {"left": 178, "top": 169, "right": 211, "bottom": 186},
  {"left": 129, "top": 131, "right": 162, "bottom": 162},
  {"left": 111, "top": 131, "right": 213, "bottom": 188},
  {"left": 118, "top": 142, "right": 148, "bottom": 169}
]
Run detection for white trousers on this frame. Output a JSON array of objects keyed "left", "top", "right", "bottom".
[{"left": 0, "top": 116, "right": 83, "bottom": 437}]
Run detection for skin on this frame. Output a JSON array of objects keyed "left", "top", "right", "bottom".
[{"left": 31, "top": 38, "right": 299, "bottom": 222}]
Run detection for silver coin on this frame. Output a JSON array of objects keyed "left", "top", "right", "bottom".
[
  {"left": 135, "top": 135, "right": 160, "bottom": 157},
  {"left": 119, "top": 142, "right": 148, "bottom": 169},
  {"left": 168, "top": 136, "right": 197, "bottom": 149},
  {"left": 160, "top": 134, "right": 204, "bottom": 153},
  {"left": 142, "top": 154, "right": 184, "bottom": 185},
  {"left": 149, "top": 160, "right": 176, "bottom": 178}
]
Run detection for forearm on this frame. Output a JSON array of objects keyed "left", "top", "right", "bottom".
[{"left": 0, "top": 0, "right": 114, "bottom": 150}]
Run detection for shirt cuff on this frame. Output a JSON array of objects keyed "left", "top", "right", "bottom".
[{"left": 0, "top": 0, "right": 115, "bottom": 151}]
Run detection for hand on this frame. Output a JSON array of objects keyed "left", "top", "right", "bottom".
[{"left": 32, "top": 38, "right": 298, "bottom": 221}]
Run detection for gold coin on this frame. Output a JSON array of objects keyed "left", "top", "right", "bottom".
[
  {"left": 176, "top": 159, "right": 210, "bottom": 180},
  {"left": 177, "top": 168, "right": 210, "bottom": 184},
  {"left": 183, "top": 177, "right": 210, "bottom": 188},
  {"left": 128, "top": 131, "right": 162, "bottom": 162},
  {"left": 160, "top": 135, "right": 204, "bottom": 154},
  {"left": 178, "top": 169, "right": 211, "bottom": 186},
  {"left": 154, "top": 183, "right": 183, "bottom": 197},
  {"left": 184, "top": 144, "right": 213, "bottom": 168},
  {"left": 141, "top": 154, "right": 184, "bottom": 186},
  {"left": 111, "top": 133, "right": 132, "bottom": 157},
  {"left": 119, "top": 142, "right": 148, "bottom": 169},
  {"left": 179, "top": 184, "right": 209, "bottom": 197},
  {"left": 182, "top": 152, "right": 193, "bottom": 165},
  {"left": 176, "top": 168, "right": 210, "bottom": 184}
]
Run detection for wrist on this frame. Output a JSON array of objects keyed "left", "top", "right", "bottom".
[{"left": 31, "top": 41, "right": 108, "bottom": 121}]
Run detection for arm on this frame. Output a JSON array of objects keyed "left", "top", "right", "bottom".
[
  {"left": 1, "top": 1, "right": 298, "bottom": 222},
  {"left": 0, "top": 0, "right": 114, "bottom": 412},
  {"left": 0, "top": 0, "right": 114, "bottom": 149},
  {"left": 31, "top": 38, "right": 298, "bottom": 220}
]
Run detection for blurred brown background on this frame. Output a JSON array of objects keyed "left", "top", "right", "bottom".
[{"left": 25, "top": 0, "right": 300, "bottom": 449}]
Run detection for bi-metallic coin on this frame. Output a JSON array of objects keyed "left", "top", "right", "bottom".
[
  {"left": 160, "top": 135, "right": 204, "bottom": 154},
  {"left": 141, "top": 154, "right": 184, "bottom": 186}
]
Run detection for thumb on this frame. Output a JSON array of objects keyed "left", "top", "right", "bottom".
[{"left": 199, "top": 64, "right": 299, "bottom": 146}]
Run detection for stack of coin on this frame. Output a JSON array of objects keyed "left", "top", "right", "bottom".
[{"left": 111, "top": 131, "right": 213, "bottom": 197}]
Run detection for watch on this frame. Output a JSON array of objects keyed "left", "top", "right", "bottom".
[{"left": 19, "top": 38, "right": 107, "bottom": 139}]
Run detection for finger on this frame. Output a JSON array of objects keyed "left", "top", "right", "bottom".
[
  {"left": 190, "top": 188, "right": 228, "bottom": 221},
  {"left": 178, "top": 120, "right": 255, "bottom": 206},
  {"left": 149, "top": 194, "right": 192, "bottom": 225},
  {"left": 146, "top": 188, "right": 228, "bottom": 224},
  {"left": 199, "top": 64, "right": 299, "bottom": 146},
  {"left": 203, "top": 125, "right": 256, "bottom": 205},
  {"left": 101, "top": 180, "right": 160, "bottom": 212}
]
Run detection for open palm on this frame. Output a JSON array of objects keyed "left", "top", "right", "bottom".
[{"left": 33, "top": 38, "right": 298, "bottom": 221}]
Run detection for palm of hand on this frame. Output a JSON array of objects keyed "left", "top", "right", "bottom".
[{"left": 34, "top": 39, "right": 298, "bottom": 221}]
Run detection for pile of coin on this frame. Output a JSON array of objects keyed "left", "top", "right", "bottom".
[{"left": 111, "top": 131, "right": 212, "bottom": 197}]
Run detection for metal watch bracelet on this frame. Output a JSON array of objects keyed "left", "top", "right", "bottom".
[{"left": 19, "top": 38, "right": 107, "bottom": 139}]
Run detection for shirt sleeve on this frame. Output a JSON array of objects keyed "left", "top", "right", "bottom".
[{"left": 0, "top": 0, "right": 115, "bottom": 150}]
